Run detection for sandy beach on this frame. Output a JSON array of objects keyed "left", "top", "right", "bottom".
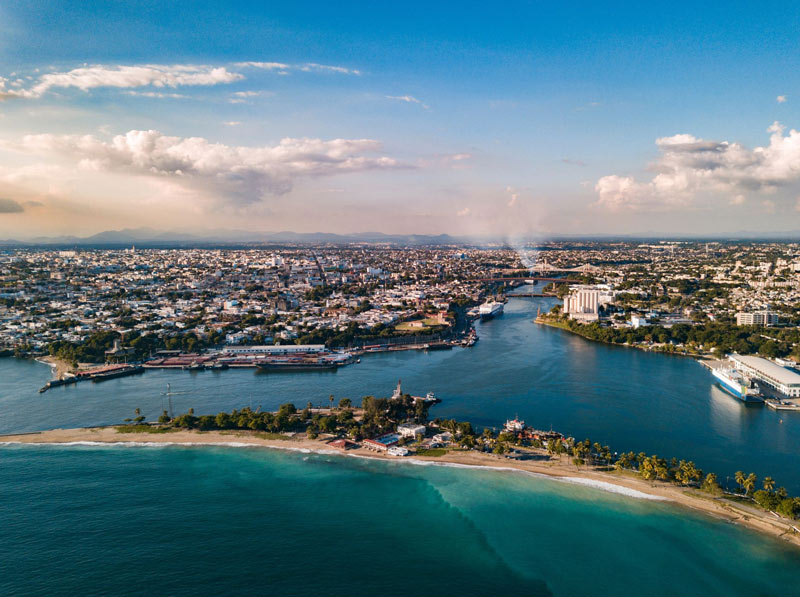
[
  {"left": 3, "top": 426, "right": 799, "bottom": 549},
  {"left": 35, "top": 355, "right": 74, "bottom": 379}
]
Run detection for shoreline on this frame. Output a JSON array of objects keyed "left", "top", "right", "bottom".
[
  {"left": 35, "top": 355, "right": 75, "bottom": 379},
  {"left": 535, "top": 316, "right": 705, "bottom": 358},
  {"left": 3, "top": 426, "right": 799, "bottom": 549}
]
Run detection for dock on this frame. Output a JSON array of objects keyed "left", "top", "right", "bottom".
[{"left": 39, "top": 364, "right": 144, "bottom": 393}]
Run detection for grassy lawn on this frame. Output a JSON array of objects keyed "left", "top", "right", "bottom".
[
  {"left": 115, "top": 425, "right": 177, "bottom": 434},
  {"left": 251, "top": 432, "right": 293, "bottom": 440},
  {"left": 415, "top": 448, "right": 448, "bottom": 457},
  {"left": 395, "top": 322, "right": 432, "bottom": 332}
]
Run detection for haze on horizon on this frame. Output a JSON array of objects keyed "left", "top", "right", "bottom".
[{"left": 2, "top": 1, "right": 800, "bottom": 240}]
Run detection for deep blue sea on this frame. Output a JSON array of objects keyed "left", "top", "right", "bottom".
[{"left": 3, "top": 289, "right": 800, "bottom": 594}]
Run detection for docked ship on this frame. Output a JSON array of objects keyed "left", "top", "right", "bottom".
[
  {"left": 712, "top": 367, "right": 762, "bottom": 403},
  {"left": 479, "top": 301, "right": 504, "bottom": 320}
]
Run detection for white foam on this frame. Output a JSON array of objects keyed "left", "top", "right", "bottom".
[{"left": 0, "top": 440, "right": 668, "bottom": 501}]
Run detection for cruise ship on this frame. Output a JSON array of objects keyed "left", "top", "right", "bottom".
[
  {"left": 712, "top": 367, "right": 762, "bottom": 402},
  {"left": 479, "top": 301, "right": 504, "bottom": 320}
]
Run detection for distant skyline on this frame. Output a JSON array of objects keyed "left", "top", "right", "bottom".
[{"left": 2, "top": 1, "right": 800, "bottom": 239}]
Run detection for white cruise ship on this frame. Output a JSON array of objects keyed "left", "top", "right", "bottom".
[{"left": 479, "top": 301, "right": 504, "bottom": 320}]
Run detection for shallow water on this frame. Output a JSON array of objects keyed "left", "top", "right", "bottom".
[{"left": 1, "top": 443, "right": 798, "bottom": 597}]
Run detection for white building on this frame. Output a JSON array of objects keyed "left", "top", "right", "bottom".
[
  {"left": 564, "top": 287, "right": 600, "bottom": 321},
  {"left": 504, "top": 418, "right": 525, "bottom": 432},
  {"left": 736, "top": 310, "right": 779, "bottom": 326},
  {"left": 730, "top": 354, "right": 800, "bottom": 397},
  {"left": 222, "top": 345, "right": 326, "bottom": 355},
  {"left": 397, "top": 423, "right": 426, "bottom": 438}
]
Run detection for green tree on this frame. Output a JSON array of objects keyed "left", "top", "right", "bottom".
[
  {"left": 734, "top": 470, "right": 745, "bottom": 493},
  {"left": 743, "top": 472, "right": 758, "bottom": 496}
]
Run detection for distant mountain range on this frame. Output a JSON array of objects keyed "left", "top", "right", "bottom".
[
  {"left": 1, "top": 227, "right": 799, "bottom": 248},
  {"left": 0, "top": 227, "right": 468, "bottom": 247}
]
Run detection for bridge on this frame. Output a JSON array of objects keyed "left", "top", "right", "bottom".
[{"left": 470, "top": 276, "right": 580, "bottom": 284}]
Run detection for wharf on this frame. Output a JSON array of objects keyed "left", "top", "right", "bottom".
[
  {"left": 39, "top": 364, "right": 144, "bottom": 393},
  {"left": 765, "top": 399, "right": 800, "bottom": 411}
]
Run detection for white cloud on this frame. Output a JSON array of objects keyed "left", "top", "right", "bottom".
[
  {"left": 222, "top": 121, "right": 241, "bottom": 127},
  {"left": 730, "top": 194, "right": 746, "bottom": 205},
  {"left": 1, "top": 64, "right": 243, "bottom": 99},
  {"left": 228, "top": 90, "right": 273, "bottom": 104},
  {"left": 457, "top": 207, "right": 472, "bottom": 217},
  {"left": 595, "top": 122, "right": 800, "bottom": 211},
  {"left": 10, "top": 129, "right": 404, "bottom": 204},
  {"left": 237, "top": 61, "right": 360, "bottom": 76},
  {"left": 125, "top": 91, "right": 188, "bottom": 99},
  {"left": 385, "top": 95, "right": 429, "bottom": 109},
  {"left": 301, "top": 63, "right": 361, "bottom": 76},
  {"left": 235, "top": 62, "right": 290, "bottom": 70},
  {"left": 777, "top": 95, "right": 788, "bottom": 103}
]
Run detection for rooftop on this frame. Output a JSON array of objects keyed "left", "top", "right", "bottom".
[{"left": 730, "top": 354, "right": 800, "bottom": 386}]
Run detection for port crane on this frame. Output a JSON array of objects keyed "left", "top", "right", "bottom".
[{"left": 160, "top": 383, "right": 190, "bottom": 418}]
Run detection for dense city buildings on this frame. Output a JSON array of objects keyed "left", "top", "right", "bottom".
[{"left": 4, "top": 240, "right": 800, "bottom": 364}]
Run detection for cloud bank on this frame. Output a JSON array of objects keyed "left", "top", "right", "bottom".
[
  {"left": 595, "top": 122, "right": 800, "bottom": 210},
  {"left": 12, "top": 130, "right": 403, "bottom": 204}
]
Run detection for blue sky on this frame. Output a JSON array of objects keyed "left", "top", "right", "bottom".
[{"left": 1, "top": 1, "right": 800, "bottom": 238}]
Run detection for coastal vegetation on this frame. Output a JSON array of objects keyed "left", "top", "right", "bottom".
[
  {"left": 118, "top": 402, "right": 800, "bottom": 523},
  {"left": 136, "top": 392, "right": 433, "bottom": 441},
  {"left": 540, "top": 311, "right": 800, "bottom": 358}
]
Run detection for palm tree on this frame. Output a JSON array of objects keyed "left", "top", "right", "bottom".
[
  {"left": 329, "top": 395, "right": 334, "bottom": 410},
  {"left": 763, "top": 476, "right": 775, "bottom": 492},
  {"left": 734, "top": 470, "right": 745, "bottom": 493},
  {"left": 743, "top": 472, "right": 757, "bottom": 496}
]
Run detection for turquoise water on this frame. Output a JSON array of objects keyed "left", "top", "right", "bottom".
[
  {"left": 3, "top": 291, "right": 800, "bottom": 491},
  {"left": 1, "top": 444, "right": 799, "bottom": 596}
]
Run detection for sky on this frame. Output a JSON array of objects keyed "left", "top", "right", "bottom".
[{"left": 1, "top": 1, "right": 800, "bottom": 239}]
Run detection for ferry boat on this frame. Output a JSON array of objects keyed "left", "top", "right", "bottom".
[
  {"left": 712, "top": 367, "right": 762, "bottom": 403},
  {"left": 479, "top": 301, "right": 504, "bottom": 320}
]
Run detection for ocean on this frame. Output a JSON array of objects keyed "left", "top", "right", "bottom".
[{"left": 1, "top": 443, "right": 799, "bottom": 596}]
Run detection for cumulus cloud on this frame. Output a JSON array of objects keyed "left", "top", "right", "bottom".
[
  {"left": 778, "top": 95, "right": 788, "bottom": 103},
  {"left": 11, "top": 129, "right": 403, "bottom": 204},
  {"left": 385, "top": 95, "right": 429, "bottom": 109},
  {"left": 457, "top": 207, "right": 472, "bottom": 217},
  {"left": 0, "top": 198, "right": 24, "bottom": 213},
  {"left": 1, "top": 64, "right": 243, "bottom": 99},
  {"left": 595, "top": 122, "right": 800, "bottom": 211}
]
